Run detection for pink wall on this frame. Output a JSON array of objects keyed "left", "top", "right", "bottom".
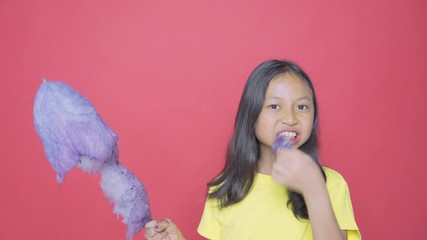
[{"left": 1, "top": 0, "right": 426, "bottom": 239}]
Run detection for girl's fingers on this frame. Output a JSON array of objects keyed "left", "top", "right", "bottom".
[
  {"left": 145, "top": 220, "right": 158, "bottom": 228},
  {"left": 144, "top": 219, "right": 173, "bottom": 240},
  {"left": 145, "top": 220, "right": 161, "bottom": 238},
  {"left": 155, "top": 219, "right": 170, "bottom": 232},
  {"left": 145, "top": 229, "right": 168, "bottom": 240}
]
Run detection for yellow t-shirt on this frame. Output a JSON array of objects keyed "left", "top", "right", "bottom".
[{"left": 197, "top": 167, "right": 361, "bottom": 240}]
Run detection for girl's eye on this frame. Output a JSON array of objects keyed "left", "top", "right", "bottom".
[
  {"left": 297, "top": 105, "right": 308, "bottom": 110},
  {"left": 268, "top": 104, "right": 280, "bottom": 110}
]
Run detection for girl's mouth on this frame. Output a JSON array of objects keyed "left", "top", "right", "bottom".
[
  {"left": 272, "top": 131, "right": 299, "bottom": 152},
  {"left": 277, "top": 131, "right": 298, "bottom": 140}
]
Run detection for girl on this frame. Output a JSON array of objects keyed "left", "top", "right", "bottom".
[{"left": 145, "top": 60, "right": 360, "bottom": 240}]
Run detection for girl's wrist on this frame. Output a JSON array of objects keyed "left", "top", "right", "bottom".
[
  {"left": 302, "top": 179, "right": 328, "bottom": 204},
  {"left": 300, "top": 165, "right": 326, "bottom": 199}
]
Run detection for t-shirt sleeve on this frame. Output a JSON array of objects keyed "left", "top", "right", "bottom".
[
  {"left": 325, "top": 169, "right": 362, "bottom": 240},
  {"left": 197, "top": 197, "right": 221, "bottom": 240}
]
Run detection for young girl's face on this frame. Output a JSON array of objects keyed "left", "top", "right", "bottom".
[{"left": 255, "top": 73, "right": 314, "bottom": 151}]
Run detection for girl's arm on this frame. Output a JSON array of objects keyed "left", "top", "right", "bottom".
[
  {"left": 303, "top": 178, "right": 347, "bottom": 240},
  {"left": 272, "top": 149, "right": 346, "bottom": 240}
]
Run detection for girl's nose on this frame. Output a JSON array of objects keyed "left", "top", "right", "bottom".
[{"left": 280, "top": 109, "right": 298, "bottom": 125}]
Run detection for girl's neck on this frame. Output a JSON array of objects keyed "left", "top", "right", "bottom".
[{"left": 257, "top": 144, "right": 276, "bottom": 175}]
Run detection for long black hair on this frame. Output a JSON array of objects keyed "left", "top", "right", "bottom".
[{"left": 208, "top": 59, "right": 326, "bottom": 219}]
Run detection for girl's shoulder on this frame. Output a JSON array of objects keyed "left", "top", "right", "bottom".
[{"left": 321, "top": 166, "right": 349, "bottom": 187}]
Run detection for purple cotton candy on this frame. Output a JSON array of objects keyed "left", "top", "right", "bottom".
[
  {"left": 34, "top": 80, "right": 118, "bottom": 183},
  {"left": 33, "top": 79, "right": 152, "bottom": 239},
  {"left": 101, "top": 163, "right": 152, "bottom": 240},
  {"left": 272, "top": 137, "right": 294, "bottom": 153}
]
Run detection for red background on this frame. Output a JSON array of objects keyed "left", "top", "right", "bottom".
[{"left": 1, "top": 0, "right": 426, "bottom": 239}]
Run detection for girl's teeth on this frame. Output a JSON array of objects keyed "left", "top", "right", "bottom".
[{"left": 279, "top": 131, "right": 297, "bottom": 139}]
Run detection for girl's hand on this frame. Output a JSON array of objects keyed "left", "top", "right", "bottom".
[
  {"left": 272, "top": 148, "right": 324, "bottom": 195},
  {"left": 273, "top": 149, "right": 347, "bottom": 240},
  {"left": 144, "top": 219, "right": 186, "bottom": 240}
]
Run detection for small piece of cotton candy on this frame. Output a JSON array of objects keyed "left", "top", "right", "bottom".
[
  {"left": 34, "top": 80, "right": 118, "bottom": 183},
  {"left": 101, "top": 163, "right": 152, "bottom": 240},
  {"left": 272, "top": 137, "right": 294, "bottom": 153}
]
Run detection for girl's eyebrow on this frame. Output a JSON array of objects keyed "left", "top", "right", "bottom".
[
  {"left": 266, "top": 96, "right": 312, "bottom": 101},
  {"left": 296, "top": 96, "right": 312, "bottom": 101},
  {"left": 265, "top": 96, "right": 282, "bottom": 100}
]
